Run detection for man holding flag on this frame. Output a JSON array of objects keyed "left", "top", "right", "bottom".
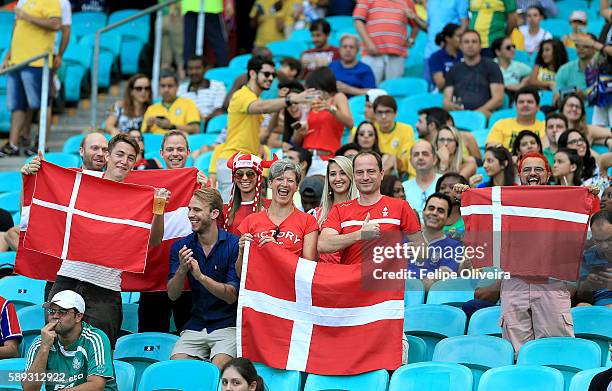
[{"left": 21, "top": 134, "right": 170, "bottom": 348}]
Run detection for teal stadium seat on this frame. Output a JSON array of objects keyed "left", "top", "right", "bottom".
[
  {"left": 514, "top": 50, "right": 530, "bottom": 64},
  {"left": 121, "top": 292, "right": 140, "bottom": 304},
  {"left": 0, "top": 192, "right": 20, "bottom": 214},
  {"left": 114, "top": 360, "right": 136, "bottom": 391},
  {"left": 115, "top": 332, "right": 179, "bottom": 388},
  {"left": 426, "top": 278, "right": 476, "bottom": 307},
  {"left": 0, "top": 75, "right": 6, "bottom": 94},
  {"left": 404, "top": 304, "right": 467, "bottom": 360},
  {"left": 304, "top": 369, "right": 389, "bottom": 391},
  {"left": 62, "top": 134, "right": 85, "bottom": 154},
  {"left": 143, "top": 133, "right": 164, "bottom": 154},
  {"left": 11, "top": 213, "right": 18, "bottom": 226},
  {"left": 348, "top": 95, "right": 366, "bottom": 126},
  {"left": 120, "top": 303, "right": 139, "bottom": 335},
  {"left": 195, "top": 151, "right": 214, "bottom": 176},
  {"left": 108, "top": 10, "right": 150, "bottom": 76},
  {"left": 405, "top": 278, "right": 425, "bottom": 307},
  {"left": 542, "top": 19, "right": 571, "bottom": 38},
  {"left": 0, "top": 252, "right": 16, "bottom": 270},
  {"left": 0, "top": 94, "right": 10, "bottom": 132},
  {"left": 467, "top": 306, "right": 502, "bottom": 337},
  {"left": 400, "top": 93, "right": 444, "bottom": 114},
  {"left": 450, "top": 110, "right": 487, "bottom": 131},
  {"left": 406, "top": 335, "right": 428, "bottom": 363},
  {"left": 268, "top": 40, "right": 307, "bottom": 62},
  {"left": 289, "top": 29, "right": 315, "bottom": 48},
  {"left": 0, "top": 172, "right": 21, "bottom": 193},
  {"left": 379, "top": 77, "right": 428, "bottom": 99},
  {"left": 80, "top": 32, "right": 122, "bottom": 88},
  {"left": 569, "top": 368, "right": 609, "bottom": 391},
  {"left": 0, "top": 11, "right": 15, "bottom": 27},
  {"left": 432, "top": 335, "right": 514, "bottom": 390},
  {"left": 326, "top": 15, "right": 355, "bottom": 32},
  {"left": 388, "top": 362, "right": 473, "bottom": 391},
  {"left": 228, "top": 54, "right": 251, "bottom": 71},
  {"left": 396, "top": 111, "right": 419, "bottom": 128},
  {"left": 27, "top": 152, "right": 80, "bottom": 168},
  {"left": 253, "top": 362, "right": 301, "bottom": 391},
  {"left": 16, "top": 305, "right": 45, "bottom": 357},
  {"left": 0, "top": 276, "right": 45, "bottom": 311},
  {"left": 187, "top": 134, "right": 218, "bottom": 151},
  {"left": 571, "top": 306, "right": 612, "bottom": 366},
  {"left": 517, "top": 337, "right": 602, "bottom": 391},
  {"left": 479, "top": 365, "right": 564, "bottom": 391},
  {"left": 71, "top": 11, "right": 107, "bottom": 41},
  {"left": 540, "top": 90, "right": 554, "bottom": 106},
  {"left": 62, "top": 43, "right": 93, "bottom": 102},
  {"left": 0, "top": 358, "right": 26, "bottom": 390},
  {"left": 207, "top": 114, "right": 228, "bottom": 134},
  {"left": 204, "top": 67, "right": 243, "bottom": 90},
  {"left": 137, "top": 360, "right": 219, "bottom": 391}
]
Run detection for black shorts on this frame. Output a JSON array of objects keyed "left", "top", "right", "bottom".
[{"left": 48, "top": 276, "right": 122, "bottom": 349}]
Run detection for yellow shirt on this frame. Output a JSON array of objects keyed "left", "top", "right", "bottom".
[
  {"left": 220, "top": 86, "right": 263, "bottom": 160},
  {"left": 10, "top": 0, "right": 61, "bottom": 67},
  {"left": 141, "top": 97, "right": 200, "bottom": 135},
  {"left": 486, "top": 118, "right": 545, "bottom": 150},
  {"left": 250, "top": 0, "right": 295, "bottom": 47},
  {"left": 510, "top": 27, "right": 525, "bottom": 51},
  {"left": 376, "top": 122, "right": 416, "bottom": 178}
]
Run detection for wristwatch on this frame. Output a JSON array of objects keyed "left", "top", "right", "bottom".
[{"left": 285, "top": 94, "right": 293, "bottom": 107}]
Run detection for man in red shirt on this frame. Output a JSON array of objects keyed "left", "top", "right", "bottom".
[{"left": 301, "top": 19, "right": 340, "bottom": 77}]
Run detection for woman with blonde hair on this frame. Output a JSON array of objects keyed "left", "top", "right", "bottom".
[{"left": 436, "top": 125, "right": 477, "bottom": 179}]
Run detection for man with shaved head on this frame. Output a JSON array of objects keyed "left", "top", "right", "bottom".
[{"left": 79, "top": 132, "right": 108, "bottom": 171}]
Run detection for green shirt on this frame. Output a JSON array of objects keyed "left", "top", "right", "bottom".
[
  {"left": 26, "top": 322, "right": 117, "bottom": 391},
  {"left": 470, "top": 0, "right": 517, "bottom": 48},
  {"left": 496, "top": 59, "right": 532, "bottom": 86},
  {"left": 543, "top": 147, "right": 555, "bottom": 168},
  {"left": 443, "top": 217, "right": 465, "bottom": 241},
  {"left": 553, "top": 59, "right": 587, "bottom": 95},
  {"left": 182, "top": 0, "right": 223, "bottom": 14}
]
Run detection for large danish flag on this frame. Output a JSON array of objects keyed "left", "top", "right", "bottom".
[
  {"left": 238, "top": 242, "right": 404, "bottom": 375},
  {"left": 461, "top": 186, "right": 597, "bottom": 280}
]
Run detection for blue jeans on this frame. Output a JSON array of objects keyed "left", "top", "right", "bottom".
[
  {"left": 183, "top": 11, "right": 228, "bottom": 67},
  {"left": 7, "top": 66, "right": 43, "bottom": 111}
]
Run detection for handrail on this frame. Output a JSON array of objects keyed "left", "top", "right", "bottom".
[
  {"left": 89, "top": 0, "right": 181, "bottom": 128},
  {"left": 0, "top": 52, "right": 50, "bottom": 152}
]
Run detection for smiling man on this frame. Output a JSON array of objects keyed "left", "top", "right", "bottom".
[
  {"left": 79, "top": 132, "right": 108, "bottom": 172},
  {"left": 403, "top": 140, "right": 441, "bottom": 219}
]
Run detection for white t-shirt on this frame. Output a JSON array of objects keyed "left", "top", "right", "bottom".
[
  {"left": 178, "top": 80, "right": 226, "bottom": 118},
  {"left": 519, "top": 25, "right": 552, "bottom": 55}
]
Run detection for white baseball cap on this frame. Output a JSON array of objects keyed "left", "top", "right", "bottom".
[
  {"left": 366, "top": 88, "right": 388, "bottom": 103},
  {"left": 44, "top": 290, "right": 85, "bottom": 313},
  {"left": 569, "top": 10, "right": 587, "bottom": 23}
]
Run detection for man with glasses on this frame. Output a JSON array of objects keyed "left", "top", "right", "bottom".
[
  {"left": 23, "top": 290, "right": 117, "bottom": 391},
  {"left": 577, "top": 210, "right": 612, "bottom": 307},
  {"left": 403, "top": 140, "right": 441, "bottom": 220},
  {"left": 142, "top": 70, "right": 200, "bottom": 135},
  {"left": 217, "top": 56, "right": 315, "bottom": 202}
]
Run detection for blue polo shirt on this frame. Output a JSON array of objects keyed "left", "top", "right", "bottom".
[
  {"left": 169, "top": 230, "right": 240, "bottom": 332},
  {"left": 409, "top": 235, "right": 463, "bottom": 275},
  {"left": 428, "top": 48, "right": 463, "bottom": 79},
  {"left": 328, "top": 60, "right": 376, "bottom": 95},
  {"left": 580, "top": 246, "right": 612, "bottom": 306}
]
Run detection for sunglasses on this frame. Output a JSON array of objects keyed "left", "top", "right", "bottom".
[
  {"left": 504, "top": 44, "right": 516, "bottom": 50},
  {"left": 133, "top": 86, "right": 151, "bottom": 92},
  {"left": 259, "top": 71, "right": 277, "bottom": 79},
  {"left": 46, "top": 308, "right": 74, "bottom": 316},
  {"left": 234, "top": 170, "right": 256, "bottom": 179}
]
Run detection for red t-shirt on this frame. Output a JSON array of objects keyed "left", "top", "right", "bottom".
[
  {"left": 303, "top": 109, "right": 344, "bottom": 158},
  {"left": 237, "top": 208, "right": 319, "bottom": 257},
  {"left": 322, "top": 195, "right": 421, "bottom": 264},
  {"left": 223, "top": 199, "right": 272, "bottom": 235}
]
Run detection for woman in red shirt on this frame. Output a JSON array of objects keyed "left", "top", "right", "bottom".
[
  {"left": 236, "top": 160, "right": 319, "bottom": 275},
  {"left": 291, "top": 67, "right": 353, "bottom": 176}
]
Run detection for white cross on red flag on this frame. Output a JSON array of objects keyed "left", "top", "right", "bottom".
[
  {"left": 461, "top": 186, "right": 598, "bottom": 280},
  {"left": 23, "top": 161, "right": 155, "bottom": 273},
  {"left": 238, "top": 242, "right": 404, "bottom": 375}
]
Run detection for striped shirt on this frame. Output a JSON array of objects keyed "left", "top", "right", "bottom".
[
  {"left": 353, "top": 0, "right": 416, "bottom": 57},
  {"left": 178, "top": 80, "right": 227, "bottom": 118},
  {"left": 0, "top": 296, "right": 21, "bottom": 345}
]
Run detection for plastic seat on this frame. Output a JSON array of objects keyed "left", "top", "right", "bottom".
[
  {"left": 0, "top": 172, "right": 21, "bottom": 193},
  {"left": 400, "top": 93, "right": 443, "bottom": 114},
  {"left": 380, "top": 77, "right": 428, "bottom": 99},
  {"left": 115, "top": 332, "right": 179, "bottom": 388},
  {"left": 571, "top": 306, "right": 612, "bottom": 367},
  {"left": 267, "top": 40, "right": 307, "bottom": 62},
  {"left": 62, "top": 134, "right": 86, "bottom": 155},
  {"left": 480, "top": 365, "right": 564, "bottom": 391},
  {"left": 34, "top": 152, "right": 81, "bottom": 168},
  {"left": 120, "top": 303, "right": 138, "bottom": 335},
  {"left": 406, "top": 335, "right": 427, "bottom": 363},
  {"left": 114, "top": 360, "right": 136, "bottom": 391},
  {"left": 228, "top": 54, "right": 251, "bottom": 71},
  {"left": 0, "top": 252, "right": 16, "bottom": 270},
  {"left": 348, "top": 95, "right": 366, "bottom": 122},
  {"left": 405, "top": 278, "right": 425, "bottom": 307},
  {"left": 517, "top": 337, "right": 602, "bottom": 391},
  {"left": 0, "top": 11, "right": 15, "bottom": 27},
  {"left": 426, "top": 278, "right": 476, "bottom": 307},
  {"left": 0, "top": 94, "right": 10, "bottom": 132},
  {"left": 0, "top": 358, "right": 26, "bottom": 390},
  {"left": 16, "top": 305, "right": 45, "bottom": 358},
  {"left": 396, "top": 111, "right": 419, "bottom": 128},
  {"left": 71, "top": 11, "right": 107, "bottom": 40},
  {"left": 388, "top": 362, "right": 473, "bottom": 391},
  {"left": 253, "top": 362, "right": 300, "bottom": 391},
  {"left": 289, "top": 29, "right": 314, "bottom": 47},
  {"left": 195, "top": 152, "right": 214, "bottom": 176},
  {"left": 467, "top": 306, "right": 502, "bottom": 337},
  {"left": 450, "top": 110, "right": 487, "bottom": 131},
  {"left": 188, "top": 134, "right": 219, "bottom": 151},
  {"left": 304, "top": 369, "right": 389, "bottom": 391},
  {"left": 404, "top": 304, "right": 467, "bottom": 360},
  {"left": 0, "top": 191, "right": 19, "bottom": 214},
  {"left": 0, "top": 276, "right": 45, "bottom": 311},
  {"left": 108, "top": 10, "right": 150, "bottom": 76},
  {"left": 206, "top": 114, "right": 227, "bottom": 134},
  {"left": 80, "top": 32, "right": 122, "bottom": 88},
  {"left": 542, "top": 19, "right": 571, "bottom": 38},
  {"left": 142, "top": 133, "right": 164, "bottom": 154},
  {"left": 540, "top": 90, "right": 554, "bottom": 106},
  {"left": 433, "top": 335, "right": 514, "bottom": 390},
  {"left": 327, "top": 15, "right": 355, "bottom": 32},
  {"left": 62, "top": 43, "right": 93, "bottom": 102},
  {"left": 137, "top": 360, "right": 219, "bottom": 391},
  {"left": 514, "top": 50, "right": 530, "bottom": 64},
  {"left": 569, "top": 367, "right": 609, "bottom": 391},
  {"left": 204, "top": 67, "right": 243, "bottom": 90}
]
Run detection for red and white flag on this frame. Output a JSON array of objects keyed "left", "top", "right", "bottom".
[
  {"left": 461, "top": 186, "right": 597, "bottom": 280},
  {"left": 15, "top": 167, "right": 198, "bottom": 290},
  {"left": 238, "top": 242, "right": 404, "bottom": 375}
]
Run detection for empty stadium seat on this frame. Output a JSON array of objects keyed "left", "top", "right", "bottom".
[
  {"left": 432, "top": 335, "right": 514, "bottom": 389},
  {"left": 396, "top": 111, "right": 419, "bottom": 128},
  {"left": 71, "top": 11, "right": 107, "bottom": 41},
  {"left": 206, "top": 114, "right": 228, "bottom": 134},
  {"left": 115, "top": 332, "right": 179, "bottom": 388},
  {"left": 80, "top": 32, "right": 122, "bottom": 88},
  {"left": 348, "top": 95, "right": 366, "bottom": 126},
  {"left": 0, "top": 11, "right": 15, "bottom": 28},
  {"left": 400, "top": 93, "right": 444, "bottom": 114},
  {"left": 0, "top": 276, "right": 45, "bottom": 311},
  {"left": 406, "top": 335, "right": 427, "bottom": 363},
  {"left": 304, "top": 369, "right": 389, "bottom": 391},
  {"left": 426, "top": 278, "right": 476, "bottom": 307},
  {"left": 120, "top": 303, "right": 138, "bottom": 335},
  {"left": 542, "top": 19, "right": 571, "bottom": 38},
  {"left": 204, "top": 67, "right": 243, "bottom": 90},
  {"left": 471, "top": 128, "right": 490, "bottom": 149},
  {"left": 114, "top": 360, "right": 136, "bottom": 391},
  {"left": 0, "top": 94, "right": 10, "bottom": 132},
  {"left": 571, "top": 306, "right": 612, "bottom": 367},
  {"left": 569, "top": 367, "right": 609, "bottom": 391},
  {"left": 327, "top": 15, "right": 355, "bottom": 32},
  {"left": 0, "top": 358, "right": 26, "bottom": 390},
  {"left": 107, "top": 10, "right": 150, "bottom": 76},
  {"left": 0, "top": 172, "right": 21, "bottom": 193},
  {"left": 289, "top": 29, "right": 314, "bottom": 47},
  {"left": 62, "top": 134, "right": 85, "bottom": 155},
  {"left": 228, "top": 54, "right": 251, "bottom": 71},
  {"left": 62, "top": 43, "right": 94, "bottom": 102},
  {"left": 514, "top": 50, "right": 530, "bottom": 64},
  {"left": 388, "top": 362, "right": 473, "bottom": 391},
  {"left": 467, "top": 306, "right": 502, "bottom": 337},
  {"left": 137, "top": 360, "right": 219, "bottom": 391},
  {"left": 188, "top": 134, "right": 219, "bottom": 151},
  {"left": 379, "top": 77, "right": 428, "bottom": 99},
  {"left": 253, "top": 362, "right": 301, "bottom": 391},
  {"left": 517, "top": 337, "right": 602, "bottom": 391},
  {"left": 11, "top": 212, "right": 19, "bottom": 226},
  {"left": 31, "top": 152, "right": 80, "bottom": 168},
  {"left": 195, "top": 151, "right": 214, "bottom": 176},
  {"left": 478, "top": 365, "right": 564, "bottom": 391},
  {"left": 450, "top": 110, "right": 487, "bottom": 131},
  {"left": 405, "top": 278, "right": 425, "bottom": 307},
  {"left": 142, "top": 133, "right": 164, "bottom": 153},
  {"left": 0, "top": 252, "right": 16, "bottom": 270},
  {"left": 16, "top": 305, "right": 45, "bottom": 357},
  {"left": 404, "top": 304, "right": 467, "bottom": 360},
  {"left": 0, "top": 191, "right": 20, "bottom": 214},
  {"left": 268, "top": 40, "right": 308, "bottom": 62},
  {"left": 540, "top": 90, "right": 554, "bottom": 106}
]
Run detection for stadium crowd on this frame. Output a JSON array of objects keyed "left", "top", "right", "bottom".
[{"left": 0, "top": 0, "right": 611, "bottom": 389}]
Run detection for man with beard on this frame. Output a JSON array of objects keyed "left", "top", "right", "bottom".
[
  {"left": 23, "top": 290, "right": 117, "bottom": 391},
  {"left": 577, "top": 210, "right": 612, "bottom": 306},
  {"left": 436, "top": 172, "right": 469, "bottom": 240},
  {"left": 79, "top": 132, "right": 108, "bottom": 171},
  {"left": 216, "top": 56, "right": 315, "bottom": 202},
  {"left": 167, "top": 188, "right": 239, "bottom": 369}
]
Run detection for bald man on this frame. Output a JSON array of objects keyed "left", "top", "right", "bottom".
[{"left": 79, "top": 132, "right": 108, "bottom": 171}]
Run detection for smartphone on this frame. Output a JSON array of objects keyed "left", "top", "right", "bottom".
[{"left": 290, "top": 121, "right": 302, "bottom": 131}]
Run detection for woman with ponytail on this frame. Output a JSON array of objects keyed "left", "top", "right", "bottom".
[
  {"left": 221, "top": 358, "right": 265, "bottom": 391},
  {"left": 428, "top": 23, "right": 463, "bottom": 91}
]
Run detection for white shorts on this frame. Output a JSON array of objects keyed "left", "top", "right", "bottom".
[{"left": 171, "top": 327, "right": 237, "bottom": 360}]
